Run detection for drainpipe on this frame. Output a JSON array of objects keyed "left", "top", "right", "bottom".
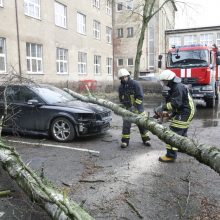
[{"left": 15, "top": 0, "right": 22, "bottom": 78}]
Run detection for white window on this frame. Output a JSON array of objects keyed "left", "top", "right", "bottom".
[
  {"left": 0, "top": 0, "right": 3, "bottom": 7},
  {"left": 77, "top": 12, "right": 86, "bottom": 35},
  {"left": 106, "top": 0, "right": 112, "bottom": 15},
  {"left": 127, "top": 27, "right": 133, "bottom": 38},
  {"left": 106, "top": 58, "right": 112, "bottom": 75},
  {"left": 55, "top": 2, "right": 67, "bottom": 28},
  {"left": 117, "top": 28, "right": 123, "bottom": 38},
  {"left": 78, "top": 52, "right": 87, "bottom": 74},
  {"left": 126, "top": 0, "right": 133, "bottom": 10},
  {"left": 94, "top": 55, "right": 101, "bottom": 75},
  {"left": 200, "top": 34, "right": 213, "bottom": 46},
  {"left": 93, "top": 0, "right": 100, "bottom": 9},
  {"left": 117, "top": 2, "right": 123, "bottom": 11},
  {"left": 106, "top": 26, "right": 112, "bottom": 43},
  {"left": 117, "top": 58, "right": 123, "bottom": 66},
  {"left": 24, "top": 0, "right": 40, "bottom": 19},
  {"left": 0, "top": 38, "right": 6, "bottom": 73},
  {"left": 184, "top": 35, "right": 197, "bottom": 45},
  {"left": 56, "top": 48, "right": 68, "bottom": 74},
  {"left": 127, "top": 58, "right": 133, "bottom": 66},
  {"left": 169, "top": 36, "right": 181, "bottom": 48},
  {"left": 93, "top": 20, "right": 101, "bottom": 39},
  {"left": 216, "top": 33, "right": 220, "bottom": 48},
  {"left": 26, "top": 43, "right": 43, "bottom": 74}
]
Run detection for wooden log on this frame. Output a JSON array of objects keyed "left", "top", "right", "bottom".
[
  {"left": 64, "top": 88, "right": 220, "bottom": 175},
  {"left": 0, "top": 141, "right": 94, "bottom": 220}
]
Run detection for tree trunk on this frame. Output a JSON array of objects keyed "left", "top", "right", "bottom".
[
  {"left": 64, "top": 88, "right": 220, "bottom": 175},
  {"left": 0, "top": 141, "right": 94, "bottom": 220}
]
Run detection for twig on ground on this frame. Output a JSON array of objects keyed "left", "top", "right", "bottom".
[
  {"left": 79, "top": 179, "right": 105, "bottom": 183},
  {"left": 125, "top": 199, "right": 143, "bottom": 219}
]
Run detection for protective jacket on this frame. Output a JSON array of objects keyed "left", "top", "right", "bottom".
[
  {"left": 163, "top": 80, "right": 195, "bottom": 129},
  {"left": 119, "top": 78, "right": 144, "bottom": 113}
]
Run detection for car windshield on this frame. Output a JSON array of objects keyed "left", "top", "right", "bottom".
[
  {"left": 33, "top": 85, "right": 76, "bottom": 104},
  {"left": 167, "top": 49, "right": 209, "bottom": 68}
]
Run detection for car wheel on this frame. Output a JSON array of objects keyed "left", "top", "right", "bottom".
[{"left": 50, "top": 117, "right": 75, "bottom": 142}]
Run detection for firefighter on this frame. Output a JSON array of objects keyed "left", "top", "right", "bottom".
[
  {"left": 155, "top": 69, "right": 195, "bottom": 162},
  {"left": 118, "top": 68, "right": 151, "bottom": 148}
]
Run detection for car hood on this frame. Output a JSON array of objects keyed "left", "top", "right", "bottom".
[{"left": 53, "top": 100, "right": 109, "bottom": 113}]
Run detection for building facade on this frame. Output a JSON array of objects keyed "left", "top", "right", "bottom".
[
  {"left": 0, "top": 0, "right": 113, "bottom": 85},
  {"left": 0, "top": 0, "right": 176, "bottom": 86},
  {"left": 112, "top": 0, "right": 176, "bottom": 77}
]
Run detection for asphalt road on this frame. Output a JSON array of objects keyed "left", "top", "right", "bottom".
[{"left": 1, "top": 98, "right": 220, "bottom": 220}]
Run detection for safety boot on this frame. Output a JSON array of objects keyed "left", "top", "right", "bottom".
[
  {"left": 159, "top": 155, "right": 175, "bottom": 163},
  {"left": 121, "top": 142, "right": 129, "bottom": 148}
]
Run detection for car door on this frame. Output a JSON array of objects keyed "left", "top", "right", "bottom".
[{"left": 3, "top": 85, "right": 43, "bottom": 132}]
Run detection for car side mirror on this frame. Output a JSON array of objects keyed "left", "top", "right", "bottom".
[{"left": 27, "top": 99, "right": 42, "bottom": 106}]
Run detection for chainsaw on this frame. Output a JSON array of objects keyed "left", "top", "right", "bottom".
[{"left": 152, "top": 111, "right": 172, "bottom": 124}]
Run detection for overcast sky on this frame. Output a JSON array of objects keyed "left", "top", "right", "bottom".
[{"left": 175, "top": 0, "right": 220, "bottom": 29}]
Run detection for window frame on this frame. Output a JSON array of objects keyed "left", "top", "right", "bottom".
[
  {"left": 116, "top": 2, "right": 123, "bottom": 12},
  {"left": 216, "top": 33, "right": 220, "bottom": 48},
  {"left": 93, "top": 20, "right": 101, "bottom": 40},
  {"left": 94, "top": 55, "right": 101, "bottom": 75},
  {"left": 106, "top": 58, "right": 113, "bottom": 75},
  {"left": 55, "top": 1, "right": 67, "bottom": 29},
  {"left": 0, "top": 37, "right": 6, "bottom": 74},
  {"left": 24, "top": 0, "right": 41, "bottom": 19},
  {"left": 0, "top": 0, "right": 3, "bottom": 7},
  {"left": 26, "top": 42, "right": 43, "bottom": 74},
  {"left": 56, "top": 48, "right": 68, "bottom": 74},
  {"left": 200, "top": 33, "right": 213, "bottom": 46},
  {"left": 77, "top": 12, "right": 86, "bottom": 35},
  {"left": 106, "top": 0, "right": 112, "bottom": 15},
  {"left": 106, "top": 26, "right": 112, "bottom": 44},
  {"left": 127, "top": 27, "right": 133, "bottom": 38},
  {"left": 127, "top": 58, "right": 133, "bottom": 66},
  {"left": 93, "top": 0, "right": 100, "bottom": 9},
  {"left": 78, "top": 51, "right": 87, "bottom": 74},
  {"left": 117, "top": 58, "right": 123, "bottom": 66},
  {"left": 126, "top": 0, "right": 133, "bottom": 10},
  {"left": 117, "top": 28, "right": 123, "bottom": 38}
]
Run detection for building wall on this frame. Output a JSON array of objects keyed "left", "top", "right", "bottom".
[{"left": 0, "top": 0, "right": 113, "bottom": 85}]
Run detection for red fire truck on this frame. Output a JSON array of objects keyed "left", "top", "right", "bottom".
[{"left": 162, "top": 44, "right": 220, "bottom": 108}]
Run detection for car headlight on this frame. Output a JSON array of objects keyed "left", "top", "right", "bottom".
[
  {"left": 201, "top": 86, "right": 213, "bottom": 91},
  {"left": 77, "top": 113, "right": 96, "bottom": 121}
]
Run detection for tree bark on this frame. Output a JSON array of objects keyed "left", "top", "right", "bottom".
[
  {"left": 0, "top": 141, "right": 94, "bottom": 220},
  {"left": 64, "top": 88, "right": 220, "bottom": 175}
]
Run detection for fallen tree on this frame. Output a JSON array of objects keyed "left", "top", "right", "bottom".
[
  {"left": 64, "top": 88, "right": 220, "bottom": 175},
  {"left": 0, "top": 140, "right": 94, "bottom": 220}
]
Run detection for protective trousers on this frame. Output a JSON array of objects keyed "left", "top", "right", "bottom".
[{"left": 121, "top": 118, "right": 150, "bottom": 145}]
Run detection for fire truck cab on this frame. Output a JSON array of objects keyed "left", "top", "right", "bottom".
[{"left": 163, "top": 44, "right": 220, "bottom": 108}]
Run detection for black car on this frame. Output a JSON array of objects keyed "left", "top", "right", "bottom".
[{"left": 0, "top": 84, "right": 112, "bottom": 142}]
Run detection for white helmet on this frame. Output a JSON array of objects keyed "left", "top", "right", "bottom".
[
  {"left": 159, "top": 70, "right": 176, "bottom": 81},
  {"left": 118, "top": 68, "right": 130, "bottom": 79}
]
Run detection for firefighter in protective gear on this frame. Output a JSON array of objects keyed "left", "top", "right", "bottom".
[
  {"left": 118, "top": 68, "right": 151, "bottom": 148},
  {"left": 155, "top": 70, "right": 195, "bottom": 162}
]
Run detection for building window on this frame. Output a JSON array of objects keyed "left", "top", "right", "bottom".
[
  {"left": 216, "top": 33, "right": 220, "bottom": 48},
  {"left": 55, "top": 2, "right": 67, "bottom": 28},
  {"left": 77, "top": 12, "right": 86, "bottom": 35},
  {"left": 78, "top": 52, "right": 87, "bottom": 74},
  {"left": 126, "top": 0, "right": 133, "bottom": 10},
  {"left": 117, "top": 2, "right": 123, "bottom": 11},
  {"left": 93, "top": 0, "right": 100, "bottom": 9},
  {"left": 169, "top": 36, "right": 181, "bottom": 48},
  {"left": 94, "top": 55, "right": 101, "bottom": 75},
  {"left": 93, "top": 20, "right": 101, "bottom": 40},
  {"left": 184, "top": 35, "right": 197, "bottom": 45},
  {"left": 117, "top": 58, "right": 123, "bottom": 66},
  {"left": 106, "top": 58, "right": 112, "bottom": 75},
  {"left": 127, "top": 58, "right": 133, "bottom": 66},
  {"left": 106, "top": 0, "right": 112, "bottom": 15},
  {"left": 0, "top": 0, "right": 3, "bottom": 7},
  {"left": 24, "top": 0, "right": 40, "bottom": 19},
  {"left": 127, "top": 27, "right": 133, "bottom": 38},
  {"left": 200, "top": 34, "right": 213, "bottom": 46},
  {"left": 0, "top": 38, "right": 6, "bottom": 73},
  {"left": 106, "top": 26, "right": 112, "bottom": 43},
  {"left": 117, "top": 28, "right": 123, "bottom": 38},
  {"left": 26, "top": 43, "right": 43, "bottom": 74},
  {"left": 56, "top": 48, "right": 68, "bottom": 74}
]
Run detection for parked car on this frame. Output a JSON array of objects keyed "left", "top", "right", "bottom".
[
  {"left": 138, "top": 73, "right": 159, "bottom": 82},
  {"left": 0, "top": 84, "right": 112, "bottom": 142}
]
